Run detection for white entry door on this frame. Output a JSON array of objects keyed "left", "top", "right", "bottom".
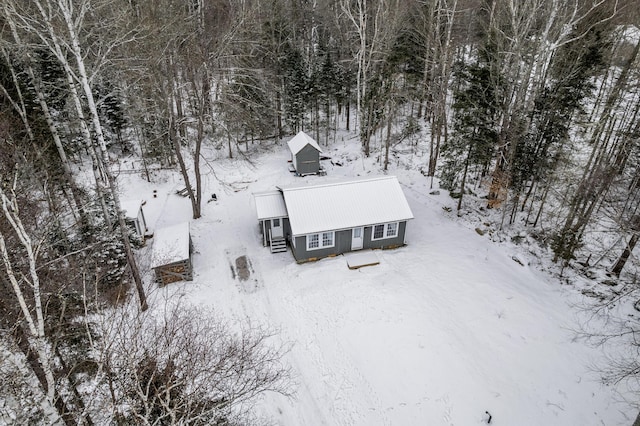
[
  {"left": 351, "top": 227, "right": 364, "bottom": 250},
  {"left": 271, "top": 218, "right": 283, "bottom": 238}
]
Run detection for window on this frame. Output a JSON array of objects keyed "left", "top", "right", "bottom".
[
  {"left": 386, "top": 222, "right": 398, "bottom": 238},
  {"left": 306, "top": 231, "right": 335, "bottom": 250},
  {"left": 273, "top": 218, "right": 280, "bottom": 227},
  {"left": 373, "top": 224, "right": 384, "bottom": 239},
  {"left": 372, "top": 222, "right": 400, "bottom": 241}
]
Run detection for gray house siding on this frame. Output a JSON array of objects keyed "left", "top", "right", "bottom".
[
  {"left": 291, "top": 229, "right": 352, "bottom": 261},
  {"left": 362, "top": 221, "right": 407, "bottom": 250},
  {"left": 291, "top": 221, "right": 408, "bottom": 262},
  {"left": 293, "top": 144, "right": 320, "bottom": 175}
]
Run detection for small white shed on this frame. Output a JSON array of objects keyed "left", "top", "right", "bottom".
[{"left": 121, "top": 199, "right": 148, "bottom": 240}]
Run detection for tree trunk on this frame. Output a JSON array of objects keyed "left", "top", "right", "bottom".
[
  {"left": 611, "top": 233, "right": 639, "bottom": 277},
  {"left": 276, "top": 89, "right": 283, "bottom": 139},
  {"left": 193, "top": 114, "right": 203, "bottom": 219},
  {"left": 0, "top": 188, "right": 62, "bottom": 419},
  {"left": 170, "top": 114, "right": 199, "bottom": 220},
  {"left": 12, "top": 325, "right": 79, "bottom": 426},
  {"left": 346, "top": 97, "right": 351, "bottom": 131},
  {"left": 457, "top": 146, "right": 471, "bottom": 212},
  {"left": 384, "top": 108, "right": 392, "bottom": 171}
]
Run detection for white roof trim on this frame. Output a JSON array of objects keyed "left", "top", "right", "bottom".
[
  {"left": 281, "top": 176, "right": 413, "bottom": 236},
  {"left": 151, "top": 222, "right": 190, "bottom": 268},
  {"left": 253, "top": 190, "right": 288, "bottom": 220},
  {"left": 287, "top": 131, "right": 322, "bottom": 155}
]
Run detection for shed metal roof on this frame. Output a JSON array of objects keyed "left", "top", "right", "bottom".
[
  {"left": 151, "top": 222, "right": 190, "bottom": 268},
  {"left": 120, "top": 199, "right": 142, "bottom": 220},
  {"left": 253, "top": 190, "right": 288, "bottom": 220},
  {"left": 287, "top": 131, "right": 322, "bottom": 155},
  {"left": 282, "top": 176, "right": 413, "bottom": 236}
]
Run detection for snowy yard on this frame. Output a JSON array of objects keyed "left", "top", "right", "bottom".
[{"left": 121, "top": 138, "right": 632, "bottom": 425}]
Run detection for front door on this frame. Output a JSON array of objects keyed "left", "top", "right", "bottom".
[
  {"left": 351, "top": 227, "right": 363, "bottom": 250},
  {"left": 271, "top": 218, "right": 283, "bottom": 239}
]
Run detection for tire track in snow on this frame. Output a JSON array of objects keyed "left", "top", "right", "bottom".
[
  {"left": 263, "top": 267, "right": 392, "bottom": 426},
  {"left": 247, "top": 260, "right": 332, "bottom": 426},
  {"left": 287, "top": 274, "right": 393, "bottom": 426}
]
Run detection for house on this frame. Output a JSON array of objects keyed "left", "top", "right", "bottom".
[
  {"left": 253, "top": 176, "right": 414, "bottom": 262},
  {"left": 121, "top": 199, "right": 148, "bottom": 241},
  {"left": 287, "top": 131, "right": 323, "bottom": 176},
  {"left": 150, "top": 222, "right": 193, "bottom": 286}
]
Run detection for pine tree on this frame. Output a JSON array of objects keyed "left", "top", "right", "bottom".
[
  {"left": 441, "top": 58, "right": 499, "bottom": 207},
  {"left": 280, "top": 43, "right": 308, "bottom": 133}
]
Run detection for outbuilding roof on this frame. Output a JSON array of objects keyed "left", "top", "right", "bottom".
[
  {"left": 120, "top": 199, "right": 142, "bottom": 220},
  {"left": 287, "top": 131, "right": 322, "bottom": 155},
  {"left": 151, "top": 222, "right": 191, "bottom": 268},
  {"left": 281, "top": 176, "right": 413, "bottom": 236},
  {"left": 253, "top": 190, "right": 288, "bottom": 220}
]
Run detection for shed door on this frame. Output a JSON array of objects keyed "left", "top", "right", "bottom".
[
  {"left": 351, "top": 227, "right": 364, "bottom": 250},
  {"left": 271, "top": 218, "right": 283, "bottom": 239}
]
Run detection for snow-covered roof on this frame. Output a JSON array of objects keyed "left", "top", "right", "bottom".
[
  {"left": 121, "top": 199, "right": 142, "bottom": 220},
  {"left": 151, "top": 222, "right": 190, "bottom": 268},
  {"left": 282, "top": 176, "right": 413, "bottom": 236},
  {"left": 287, "top": 131, "right": 322, "bottom": 155},
  {"left": 253, "top": 190, "right": 288, "bottom": 220}
]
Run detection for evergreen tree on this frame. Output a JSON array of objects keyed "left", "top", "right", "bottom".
[
  {"left": 512, "top": 27, "right": 609, "bottom": 196},
  {"left": 544, "top": 24, "right": 615, "bottom": 264},
  {"left": 280, "top": 43, "right": 308, "bottom": 133},
  {"left": 440, "top": 59, "right": 498, "bottom": 200}
]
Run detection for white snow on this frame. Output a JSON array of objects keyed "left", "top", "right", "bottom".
[
  {"left": 118, "top": 137, "right": 633, "bottom": 426},
  {"left": 288, "top": 131, "right": 323, "bottom": 155},
  {"left": 150, "top": 222, "right": 190, "bottom": 268},
  {"left": 282, "top": 176, "right": 414, "bottom": 236}
]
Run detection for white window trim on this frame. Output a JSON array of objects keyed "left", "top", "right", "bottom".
[
  {"left": 371, "top": 222, "right": 400, "bottom": 241},
  {"left": 307, "top": 234, "right": 319, "bottom": 249},
  {"left": 306, "top": 231, "right": 335, "bottom": 251}
]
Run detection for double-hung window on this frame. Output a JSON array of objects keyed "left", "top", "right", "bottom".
[
  {"left": 371, "top": 222, "right": 399, "bottom": 240},
  {"left": 373, "top": 224, "right": 385, "bottom": 239},
  {"left": 307, "top": 231, "right": 335, "bottom": 250},
  {"left": 308, "top": 234, "right": 319, "bottom": 249},
  {"left": 386, "top": 222, "right": 398, "bottom": 238}
]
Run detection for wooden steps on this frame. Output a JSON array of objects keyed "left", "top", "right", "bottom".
[{"left": 270, "top": 238, "right": 287, "bottom": 253}]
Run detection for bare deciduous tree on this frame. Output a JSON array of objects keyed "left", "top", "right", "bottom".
[{"left": 90, "top": 302, "right": 292, "bottom": 425}]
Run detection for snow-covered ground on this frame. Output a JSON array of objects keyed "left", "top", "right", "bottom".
[{"left": 119, "top": 134, "right": 633, "bottom": 425}]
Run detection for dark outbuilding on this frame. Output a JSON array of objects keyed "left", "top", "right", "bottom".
[{"left": 287, "top": 131, "right": 323, "bottom": 176}]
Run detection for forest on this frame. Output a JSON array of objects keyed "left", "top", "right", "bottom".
[{"left": 1, "top": 0, "right": 640, "bottom": 424}]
